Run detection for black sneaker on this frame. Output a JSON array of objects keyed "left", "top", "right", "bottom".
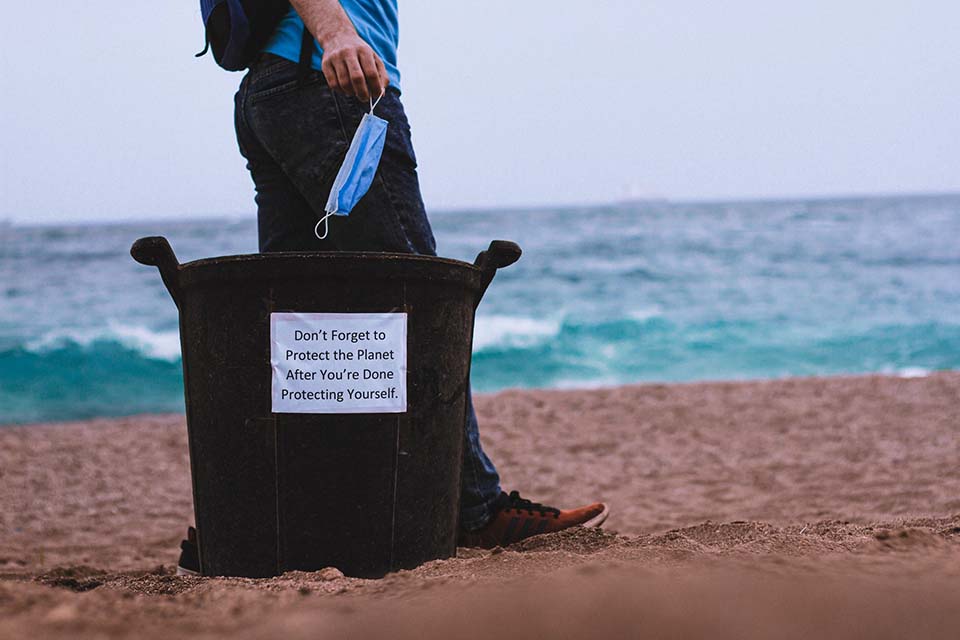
[{"left": 176, "top": 526, "right": 200, "bottom": 576}]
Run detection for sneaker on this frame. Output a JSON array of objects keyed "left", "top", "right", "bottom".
[
  {"left": 458, "top": 491, "right": 609, "bottom": 549},
  {"left": 176, "top": 526, "right": 200, "bottom": 576}
]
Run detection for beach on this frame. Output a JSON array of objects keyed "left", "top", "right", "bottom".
[{"left": 2, "top": 372, "right": 960, "bottom": 638}]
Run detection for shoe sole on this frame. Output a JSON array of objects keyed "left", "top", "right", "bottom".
[
  {"left": 582, "top": 503, "right": 610, "bottom": 528},
  {"left": 176, "top": 565, "right": 200, "bottom": 577}
]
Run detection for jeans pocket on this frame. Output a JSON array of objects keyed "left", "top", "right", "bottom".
[
  {"left": 246, "top": 79, "right": 350, "bottom": 214},
  {"left": 246, "top": 56, "right": 325, "bottom": 105},
  {"left": 247, "top": 74, "right": 318, "bottom": 104}
]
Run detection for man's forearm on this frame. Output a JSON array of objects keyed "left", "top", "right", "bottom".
[
  {"left": 289, "top": 0, "right": 389, "bottom": 100},
  {"left": 289, "top": 0, "right": 356, "bottom": 49}
]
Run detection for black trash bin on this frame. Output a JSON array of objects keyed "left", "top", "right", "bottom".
[{"left": 131, "top": 237, "right": 520, "bottom": 578}]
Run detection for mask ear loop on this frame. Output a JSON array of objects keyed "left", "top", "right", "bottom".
[
  {"left": 369, "top": 88, "right": 385, "bottom": 114},
  {"left": 314, "top": 212, "right": 334, "bottom": 240}
]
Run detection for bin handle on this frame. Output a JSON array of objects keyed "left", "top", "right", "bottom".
[
  {"left": 473, "top": 240, "right": 521, "bottom": 307},
  {"left": 131, "top": 236, "right": 182, "bottom": 306}
]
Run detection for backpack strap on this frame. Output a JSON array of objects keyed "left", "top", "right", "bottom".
[{"left": 298, "top": 27, "right": 314, "bottom": 85}]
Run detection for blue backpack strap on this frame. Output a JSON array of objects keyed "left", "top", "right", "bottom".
[{"left": 298, "top": 27, "right": 314, "bottom": 84}]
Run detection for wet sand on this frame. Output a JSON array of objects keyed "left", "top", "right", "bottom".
[{"left": 2, "top": 372, "right": 959, "bottom": 638}]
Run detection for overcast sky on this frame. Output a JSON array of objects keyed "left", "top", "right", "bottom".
[{"left": 2, "top": 1, "right": 958, "bottom": 223}]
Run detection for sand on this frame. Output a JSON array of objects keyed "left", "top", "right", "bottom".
[{"left": 2, "top": 372, "right": 959, "bottom": 638}]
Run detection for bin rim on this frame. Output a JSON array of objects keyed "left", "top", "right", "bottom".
[
  {"left": 180, "top": 250, "right": 480, "bottom": 272},
  {"left": 131, "top": 236, "right": 521, "bottom": 308},
  {"left": 175, "top": 250, "right": 485, "bottom": 292}
]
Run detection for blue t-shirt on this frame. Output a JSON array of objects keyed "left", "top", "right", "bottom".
[{"left": 263, "top": 1, "right": 401, "bottom": 90}]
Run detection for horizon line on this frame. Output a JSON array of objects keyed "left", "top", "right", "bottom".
[{"left": 3, "top": 189, "right": 959, "bottom": 228}]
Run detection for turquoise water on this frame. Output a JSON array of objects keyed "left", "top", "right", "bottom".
[{"left": 2, "top": 195, "right": 959, "bottom": 424}]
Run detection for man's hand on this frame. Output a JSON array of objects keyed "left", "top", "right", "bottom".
[
  {"left": 290, "top": 0, "right": 389, "bottom": 101},
  {"left": 320, "top": 33, "right": 388, "bottom": 101}
]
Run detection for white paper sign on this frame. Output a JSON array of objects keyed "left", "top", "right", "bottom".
[{"left": 270, "top": 312, "right": 407, "bottom": 414}]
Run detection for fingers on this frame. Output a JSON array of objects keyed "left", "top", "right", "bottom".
[
  {"left": 335, "top": 58, "right": 353, "bottom": 97},
  {"left": 324, "top": 52, "right": 366, "bottom": 99},
  {"left": 374, "top": 55, "right": 389, "bottom": 96},
  {"left": 359, "top": 49, "right": 386, "bottom": 99},
  {"left": 322, "top": 53, "right": 354, "bottom": 97},
  {"left": 345, "top": 56, "right": 370, "bottom": 101},
  {"left": 320, "top": 37, "right": 389, "bottom": 101},
  {"left": 321, "top": 57, "right": 342, "bottom": 94}
]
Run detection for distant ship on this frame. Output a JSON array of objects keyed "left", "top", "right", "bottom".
[{"left": 617, "top": 183, "right": 669, "bottom": 206}]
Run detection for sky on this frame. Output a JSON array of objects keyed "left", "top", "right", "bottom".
[{"left": 1, "top": 1, "right": 959, "bottom": 223}]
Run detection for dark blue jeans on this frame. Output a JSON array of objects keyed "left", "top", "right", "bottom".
[{"left": 234, "top": 54, "right": 501, "bottom": 530}]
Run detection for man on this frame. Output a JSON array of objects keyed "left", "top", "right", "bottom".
[{"left": 179, "top": 0, "right": 607, "bottom": 573}]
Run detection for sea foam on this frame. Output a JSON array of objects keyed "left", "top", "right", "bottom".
[
  {"left": 472, "top": 315, "right": 562, "bottom": 351},
  {"left": 25, "top": 322, "right": 181, "bottom": 361}
]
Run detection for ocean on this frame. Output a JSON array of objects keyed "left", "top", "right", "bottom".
[{"left": 1, "top": 194, "right": 958, "bottom": 424}]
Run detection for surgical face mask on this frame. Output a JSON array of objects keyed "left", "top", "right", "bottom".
[{"left": 315, "top": 93, "right": 388, "bottom": 240}]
